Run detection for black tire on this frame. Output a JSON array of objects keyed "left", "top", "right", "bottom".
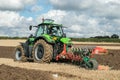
[
  {"left": 86, "top": 59, "right": 98, "bottom": 70},
  {"left": 32, "top": 40, "right": 53, "bottom": 63},
  {"left": 14, "top": 45, "right": 27, "bottom": 62}
]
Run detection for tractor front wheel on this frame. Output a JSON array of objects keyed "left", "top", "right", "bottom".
[
  {"left": 14, "top": 45, "right": 27, "bottom": 62},
  {"left": 32, "top": 40, "right": 53, "bottom": 63}
]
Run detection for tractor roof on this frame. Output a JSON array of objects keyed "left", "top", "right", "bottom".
[{"left": 38, "top": 19, "right": 63, "bottom": 27}]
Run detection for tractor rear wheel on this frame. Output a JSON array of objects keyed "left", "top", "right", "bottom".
[
  {"left": 32, "top": 39, "right": 53, "bottom": 63},
  {"left": 14, "top": 45, "right": 27, "bottom": 62}
]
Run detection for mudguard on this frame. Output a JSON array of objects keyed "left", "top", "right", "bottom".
[
  {"left": 34, "top": 36, "right": 55, "bottom": 44},
  {"left": 20, "top": 42, "right": 29, "bottom": 57}
]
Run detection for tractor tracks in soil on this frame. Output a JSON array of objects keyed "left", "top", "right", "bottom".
[
  {"left": 0, "top": 46, "right": 120, "bottom": 70},
  {"left": 0, "top": 58, "right": 120, "bottom": 80},
  {"left": 0, "top": 58, "right": 87, "bottom": 80}
]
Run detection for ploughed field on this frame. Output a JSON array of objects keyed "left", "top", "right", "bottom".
[{"left": 0, "top": 40, "right": 120, "bottom": 80}]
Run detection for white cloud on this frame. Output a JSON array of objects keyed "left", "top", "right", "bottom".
[
  {"left": 37, "top": 8, "right": 120, "bottom": 37},
  {"left": 50, "top": 0, "right": 120, "bottom": 18},
  {"left": 0, "top": 11, "right": 35, "bottom": 37},
  {"left": 0, "top": 11, "right": 33, "bottom": 27},
  {"left": 42, "top": 0, "right": 120, "bottom": 37},
  {"left": 0, "top": 0, "right": 38, "bottom": 37},
  {"left": 0, "top": 11, "right": 20, "bottom": 27},
  {"left": 0, "top": 0, "right": 120, "bottom": 37},
  {"left": 23, "top": 0, "right": 37, "bottom": 5},
  {"left": 0, "top": 0, "right": 37, "bottom": 37},
  {"left": 36, "top": 10, "right": 67, "bottom": 23},
  {"left": 0, "top": 0, "right": 23, "bottom": 11},
  {"left": 0, "top": 0, "right": 37, "bottom": 11}
]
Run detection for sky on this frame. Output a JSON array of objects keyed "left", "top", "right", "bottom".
[{"left": 0, "top": 0, "right": 120, "bottom": 38}]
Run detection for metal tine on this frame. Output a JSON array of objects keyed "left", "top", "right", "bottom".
[
  {"left": 77, "top": 48, "right": 79, "bottom": 52},
  {"left": 79, "top": 48, "right": 83, "bottom": 53},
  {"left": 74, "top": 48, "right": 77, "bottom": 52},
  {"left": 81, "top": 48, "right": 84, "bottom": 53},
  {"left": 78, "top": 48, "right": 82, "bottom": 55},
  {"left": 72, "top": 48, "right": 77, "bottom": 55},
  {"left": 75, "top": 48, "right": 79, "bottom": 55},
  {"left": 81, "top": 48, "right": 84, "bottom": 51},
  {"left": 78, "top": 48, "right": 81, "bottom": 52},
  {"left": 88, "top": 48, "right": 92, "bottom": 53},
  {"left": 85, "top": 48, "right": 89, "bottom": 52},
  {"left": 90, "top": 48, "right": 93, "bottom": 52},
  {"left": 72, "top": 48, "right": 75, "bottom": 52},
  {"left": 72, "top": 48, "right": 80, "bottom": 55},
  {"left": 76, "top": 48, "right": 79, "bottom": 54},
  {"left": 72, "top": 48, "right": 74, "bottom": 52}
]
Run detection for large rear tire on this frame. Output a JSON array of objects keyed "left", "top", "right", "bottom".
[
  {"left": 14, "top": 45, "right": 27, "bottom": 62},
  {"left": 32, "top": 40, "right": 53, "bottom": 63}
]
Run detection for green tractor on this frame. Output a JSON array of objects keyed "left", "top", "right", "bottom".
[
  {"left": 15, "top": 19, "right": 72, "bottom": 62},
  {"left": 15, "top": 19, "right": 98, "bottom": 69}
]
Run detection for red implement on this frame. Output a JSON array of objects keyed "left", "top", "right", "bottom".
[
  {"left": 92, "top": 46, "right": 108, "bottom": 55},
  {"left": 56, "top": 44, "right": 82, "bottom": 61}
]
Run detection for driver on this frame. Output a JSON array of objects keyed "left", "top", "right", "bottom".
[{"left": 48, "top": 26, "right": 57, "bottom": 35}]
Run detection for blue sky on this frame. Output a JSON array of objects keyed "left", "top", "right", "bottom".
[
  {"left": 0, "top": 0, "right": 120, "bottom": 38},
  {"left": 20, "top": 0, "right": 52, "bottom": 18}
]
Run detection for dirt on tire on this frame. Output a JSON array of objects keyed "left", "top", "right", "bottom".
[
  {"left": 32, "top": 40, "right": 53, "bottom": 63},
  {"left": 14, "top": 45, "right": 27, "bottom": 61},
  {"left": 0, "top": 64, "right": 53, "bottom": 80}
]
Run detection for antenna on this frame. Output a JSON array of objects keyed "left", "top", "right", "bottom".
[{"left": 42, "top": 17, "right": 44, "bottom": 23}]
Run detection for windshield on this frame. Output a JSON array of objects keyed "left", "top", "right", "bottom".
[
  {"left": 35, "top": 25, "right": 47, "bottom": 37},
  {"left": 47, "top": 26, "right": 63, "bottom": 36},
  {"left": 35, "top": 24, "right": 64, "bottom": 37}
]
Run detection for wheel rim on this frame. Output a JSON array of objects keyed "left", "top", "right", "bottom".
[
  {"left": 15, "top": 49, "right": 22, "bottom": 61},
  {"left": 35, "top": 44, "right": 44, "bottom": 60}
]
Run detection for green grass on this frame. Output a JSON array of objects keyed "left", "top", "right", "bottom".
[
  {"left": 0, "top": 36, "right": 27, "bottom": 39},
  {"left": 71, "top": 38, "right": 120, "bottom": 43},
  {"left": 0, "top": 36, "right": 120, "bottom": 43}
]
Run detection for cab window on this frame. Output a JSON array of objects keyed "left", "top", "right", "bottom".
[{"left": 36, "top": 26, "right": 44, "bottom": 37}]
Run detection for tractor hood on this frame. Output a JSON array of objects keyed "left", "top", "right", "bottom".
[
  {"left": 60, "top": 37, "right": 72, "bottom": 44},
  {"left": 41, "top": 34, "right": 72, "bottom": 44},
  {"left": 42, "top": 34, "right": 55, "bottom": 43}
]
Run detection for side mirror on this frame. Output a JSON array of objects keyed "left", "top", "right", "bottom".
[
  {"left": 29, "top": 34, "right": 33, "bottom": 38},
  {"left": 63, "top": 33, "right": 66, "bottom": 37},
  {"left": 29, "top": 25, "right": 32, "bottom": 30}
]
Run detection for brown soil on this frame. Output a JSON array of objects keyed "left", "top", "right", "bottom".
[
  {"left": 94, "top": 49, "right": 120, "bottom": 70},
  {"left": 0, "top": 46, "right": 120, "bottom": 70},
  {"left": 75, "top": 44, "right": 120, "bottom": 46},
  {"left": 0, "top": 64, "right": 53, "bottom": 80},
  {"left": 0, "top": 46, "right": 15, "bottom": 58},
  {"left": 1, "top": 58, "right": 120, "bottom": 80}
]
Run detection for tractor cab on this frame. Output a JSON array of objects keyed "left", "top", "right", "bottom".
[
  {"left": 35, "top": 23, "right": 64, "bottom": 37},
  {"left": 29, "top": 19, "right": 71, "bottom": 44}
]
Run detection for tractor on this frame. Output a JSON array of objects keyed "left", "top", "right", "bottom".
[{"left": 15, "top": 19, "right": 98, "bottom": 69}]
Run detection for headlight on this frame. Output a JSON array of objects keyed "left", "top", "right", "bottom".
[{"left": 52, "top": 37, "right": 57, "bottom": 40}]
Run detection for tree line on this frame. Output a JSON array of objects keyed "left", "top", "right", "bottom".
[
  {"left": 0, "top": 34, "right": 119, "bottom": 42},
  {"left": 0, "top": 36, "right": 27, "bottom": 39},
  {"left": 90, "top": 34, "right": 119, "bottom": 39}
]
